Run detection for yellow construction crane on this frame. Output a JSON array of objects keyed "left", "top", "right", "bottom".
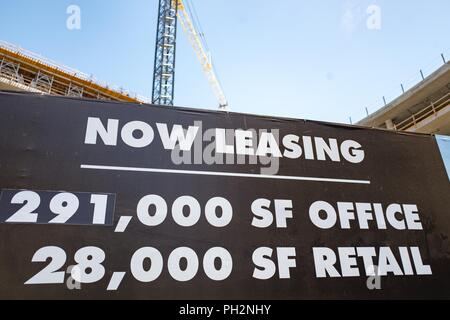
[
  {"left": 152, "top": 0, "right": 228, "bottom": 110},
  {"left": 177, "top": 0, "right": 228, "bottom": 109}
]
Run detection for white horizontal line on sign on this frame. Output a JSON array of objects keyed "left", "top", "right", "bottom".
[{"left": 80, "top": 164, "right": 371, "bottom": 185}]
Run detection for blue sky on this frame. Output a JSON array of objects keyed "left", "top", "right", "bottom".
[{"left": 1, "top": 0, "right": 449, "bottom": 123}]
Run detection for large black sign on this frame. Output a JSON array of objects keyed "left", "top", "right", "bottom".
[{"left": 0, "top": 91, "right": 449, "bottom": 299}]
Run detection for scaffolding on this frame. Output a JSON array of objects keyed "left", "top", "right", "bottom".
[{"left": 0, "top": 40, "right": 151, "bottom": 103}]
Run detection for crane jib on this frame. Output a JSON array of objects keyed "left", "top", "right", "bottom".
[{"left": 152, "top": 0, "right": 228, "bottom": 109}]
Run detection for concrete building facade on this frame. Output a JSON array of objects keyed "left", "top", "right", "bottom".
[{"left": 357, "top": 62, "right": 450, "bottom": 135}]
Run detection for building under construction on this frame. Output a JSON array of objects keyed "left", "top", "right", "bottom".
[
  {"left": 0, "top": 41, "right": 149, "bottom": 104},
  {"left": 358, "top": 60, "right": 450, "bottom": 135}
]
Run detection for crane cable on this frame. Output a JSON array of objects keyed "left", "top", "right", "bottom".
[
  {"left": 184, "top": 0, "right": 209, "bottom": 52},
  {"left": 181, "top": 0, "right": 228, "bottom": 109}
]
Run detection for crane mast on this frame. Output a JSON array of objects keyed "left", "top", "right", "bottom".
[
  {"left": 152, "top": 0, "right": 228, "bottom": 109},
  {"left": 152, "top": 0, "right": 178, "bottom": 106}
]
